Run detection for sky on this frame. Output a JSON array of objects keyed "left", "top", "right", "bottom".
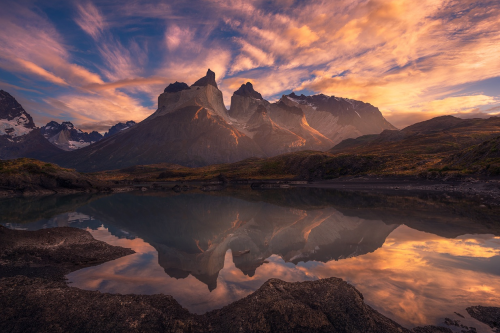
[{"left": 0, "top": 0, "right": 499, "bottom": 132}]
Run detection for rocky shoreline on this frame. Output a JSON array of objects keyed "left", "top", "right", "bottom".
[
  {"left": 2, "top": 226, "right": 497, "bottom": 332},
  {"left": 303, "top": 176, "right": 500, "bottom": 206}
]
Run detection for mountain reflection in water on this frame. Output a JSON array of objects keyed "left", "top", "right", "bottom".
[{"left": 2, "top": 188, "right": 500, "bottom": 329}]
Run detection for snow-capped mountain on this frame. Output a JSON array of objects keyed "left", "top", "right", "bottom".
[
  {"left": 0, "top": 90, "right": 36, "bottom": 137},
  {"left": 0, "top": 91, "right": 64, "bottom": 160},
  {"left": 284, "top": 92, "right": 397, "bottom": 143},
  {"left": 104, "top": 121, "right": 136, "bottom": 138},
  {"left": 40, "top": 121, "right": 103, "bottom": 151}
]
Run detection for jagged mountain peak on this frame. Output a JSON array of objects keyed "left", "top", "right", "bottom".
[
  {"left": 191, "top": 69, "right": 218, "bottom": 88},
  {"left": 104, "top": 120, "right": 137, "bottom": 138},
  {"left": 164, "top": 81, "right": 190, "bottom": 93},
  {"left": 0, "top": 90, "right": 36, "bottom": 137},
  {"left": 61, "top": 121, "right": 74, "bottom": 129},
  {"left": 40, "top": 121, "right": 103, "bottom": 151},
  {"left": 282, "top": 91, "right": 396, "bottom": 143},
  {"left": 234, "top": 82, "right": 263, "bottom": 100}
]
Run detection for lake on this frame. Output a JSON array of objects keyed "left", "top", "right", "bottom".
[{"left": 2, "top": 188, "right": 499, "bottom": 331}]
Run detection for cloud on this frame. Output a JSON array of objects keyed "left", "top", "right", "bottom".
[
  {"left": 286, "top": 25, "right": 319, "bottom": 48},
  {"left": 75, "top": 2, "right": 106, "bottom": 40},
  {"left": 165, "top": 25, "right": 194, "bottom": 51},
  {"left": 0, "top": 81, "right": 42, "bottom": 94},
  {"left": 84, "top": 76, "right": 167, "bottom": 91},
  {"left": 7, "top": 58, "right": 69, "bottom": 86},
  {"left": 1, "top": 0, "right": 500, "bottom": 130},
  {"left": 46, "top": 90, "right": 154, "bottom": 125}
]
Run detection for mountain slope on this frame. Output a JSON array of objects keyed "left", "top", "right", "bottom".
[{"left": 0, "top": 128, "right": 64, "bottom": 160}]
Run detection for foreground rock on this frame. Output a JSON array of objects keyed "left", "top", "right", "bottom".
[
  {"left": 0, "top": 225, "right": 134, "bottom": 280},
  {"left": 0, "top": 226, "right": 459, "bottom": 332},
  {"left": 467, "top": 306, "right": 500, "bottom": 332},
  {"left": 206, "top": 278, "right": 410, "bottom": 333}
]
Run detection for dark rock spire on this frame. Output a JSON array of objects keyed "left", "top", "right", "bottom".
[
  {"left": 164, "top": 81, "right": 190, "bottom": 93},
  {"left": 191, "top": 69, "right": 218, "bottom": 88},
  {"left": 234, "top": 82, "right": 263, "bottom": 100}
]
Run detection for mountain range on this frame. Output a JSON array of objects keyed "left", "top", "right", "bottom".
[
  {"left": 22, "top": 69, "right": 393, "bottom": 171},
  {"left": 0, "top": 89, "right": 136, "bottom": 158},
  {"left": 40, "top": 121, "right": 103, "bottom": 151},
  {"left": 2, "top": 70, "right": 498, "bottom": 175}
]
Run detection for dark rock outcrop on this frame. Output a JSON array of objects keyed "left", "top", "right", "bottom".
[
  {"left": 164, "top": 81, "right": 190, "bottom": 93},
  {"left": 0, "top": 225, "right": 134, "bottom": 280},
  {"left": 191, "top": 69, "right": 218, "bottom": 88},
  {"left": 234, "top": 82, "right": 263, "bottom": 100}
]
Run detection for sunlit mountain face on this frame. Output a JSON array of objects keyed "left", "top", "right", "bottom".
[
  {"left": 2, "top": 188, "right": 500, "bottom": 330},
  {"left": 0, "top": 0, "right": 499, "bottom": 132}
]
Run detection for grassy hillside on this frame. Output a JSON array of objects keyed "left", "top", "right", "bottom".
[
  {"left": 330, "top": 116, "right": 500, "bottom": 155},
  {"left": 0, "top": 158, "right": 109, "bottom": 195}
]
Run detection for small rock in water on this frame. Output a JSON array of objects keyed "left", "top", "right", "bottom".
[{"left": 233, "top": 249, "right": 250, "bottom": 257}]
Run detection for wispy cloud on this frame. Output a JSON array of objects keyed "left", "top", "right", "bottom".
[{"left": 75, "top": 2, "right": 106, "bottom": 40}]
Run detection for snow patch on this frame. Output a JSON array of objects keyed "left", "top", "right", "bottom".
[
  {"left": 0, "top": 117, "right": 33, "bottom": 137},
  {"left": 68, "top": 140, "right": 91, "bottom": 149}
]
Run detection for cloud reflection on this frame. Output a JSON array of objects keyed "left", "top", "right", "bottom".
[{"left": 68, "top": 224, "right": 500, "bottom": 330}]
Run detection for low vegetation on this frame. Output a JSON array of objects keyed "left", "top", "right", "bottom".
[{"left": 0, "top": 158, "right": 106, "bottom": 195}]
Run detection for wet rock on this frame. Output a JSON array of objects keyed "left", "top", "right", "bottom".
[
  {"left": 412, "top": 326, "right": 452, "bottom": 333},
  {"left": 205, "top": 278, "right": 411, "bottom": 333},
  {"left": 0, "top": 225, "right": 134, "bottom": 280},
  {"left": 0, "top": 276, "right": 202, "bottom": 333}
]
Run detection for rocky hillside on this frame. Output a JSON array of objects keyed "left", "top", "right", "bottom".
[{"left": 447, "top": 135, "right": 500, "bottom": 175}]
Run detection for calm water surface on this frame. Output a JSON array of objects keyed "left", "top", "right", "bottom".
[{"left": 2, "top": 188, "right": 500, "bottom": 331}]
